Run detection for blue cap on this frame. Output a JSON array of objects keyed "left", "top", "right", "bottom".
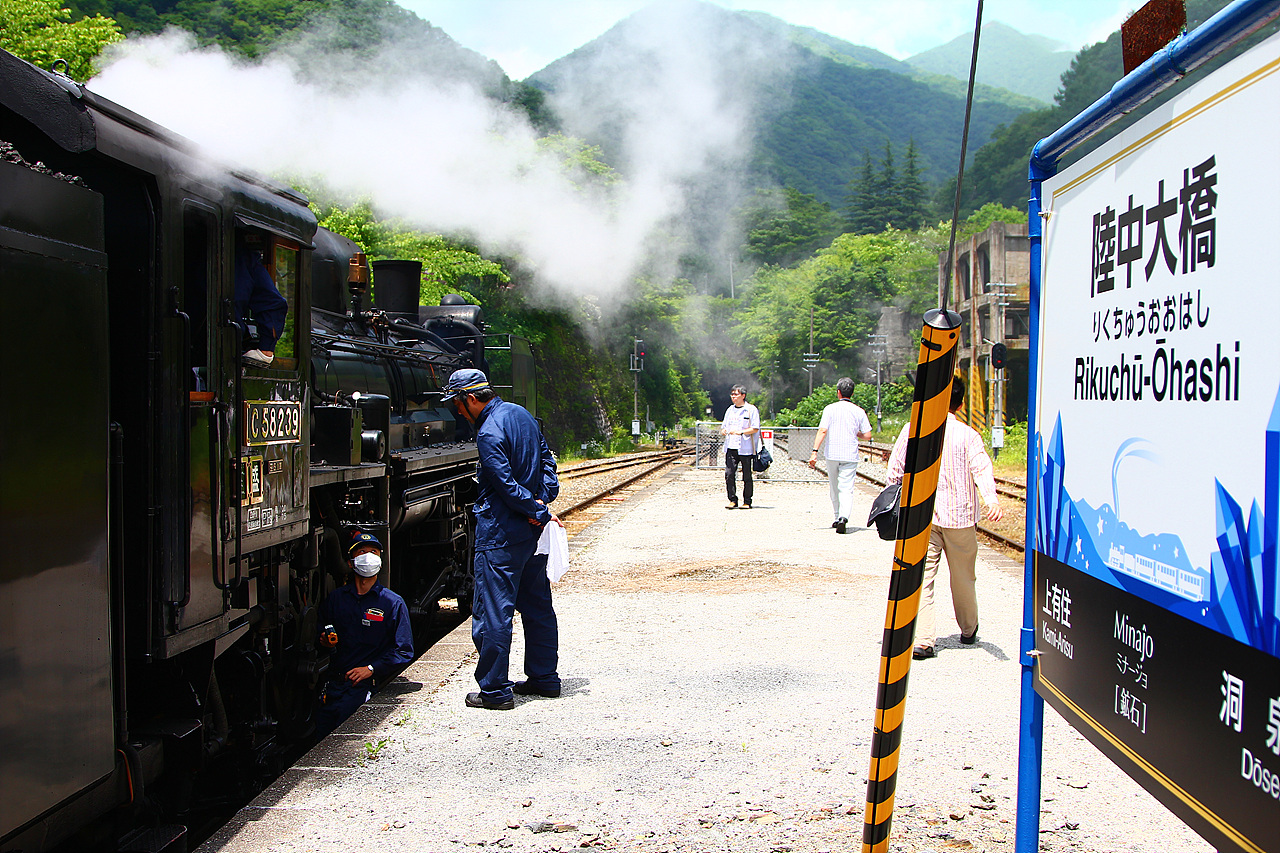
[
  {"left": 348, "top": 531, "right": 382, "bottom": 555},
  {"left": 441, "top": 368, "right": 490, "bottom": 402}
]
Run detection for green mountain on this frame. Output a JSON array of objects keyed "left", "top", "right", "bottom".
[
  {"left": 959, "top": 0, "right": 1280, "bottom": 214},
  {"left": 906, "top": 21, "right": 1074, "bottom": 104},
  {"left": 527, "top": 1, "right": 1039, "bottom": 211},
  {"left": 63, "top": 0, "right": 542, "bottom": 116}
]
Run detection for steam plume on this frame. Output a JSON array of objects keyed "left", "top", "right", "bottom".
[{"left": 89, "top": 0, "right": 793, "bottom": 304}]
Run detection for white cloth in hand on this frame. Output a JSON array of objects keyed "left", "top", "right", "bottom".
[{"left": 535, "top": 522, "right": 570, "bottom": 582}]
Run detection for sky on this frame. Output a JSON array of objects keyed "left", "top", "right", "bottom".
[{"left": 398, "top": 0, "right": 1138, "bottom": 79}]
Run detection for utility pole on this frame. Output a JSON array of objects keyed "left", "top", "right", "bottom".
[
  {"left": 803, "top": 307, "right": 819, "bottom": 395},
  {"left": 868, "top": 333, "right": 888, "bottom": 433}
]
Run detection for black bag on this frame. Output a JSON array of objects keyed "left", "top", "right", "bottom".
[
  {"left": 752, "top": 446, "right": 773, "bottom": 472},
  {"left": 867, "top": 482, "right": 901, "bottom": 541}
]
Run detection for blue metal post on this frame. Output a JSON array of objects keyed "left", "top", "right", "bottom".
[{"left": 1014, "top": 158, "right": 1051, "bottom": 853}]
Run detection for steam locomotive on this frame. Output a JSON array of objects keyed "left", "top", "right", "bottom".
[{"left": 0, "top": 48, "right": 536, "bottom": 851}]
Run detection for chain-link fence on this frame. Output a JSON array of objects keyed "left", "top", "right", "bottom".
[{"left": 693, "top": 423, "right": 828, "bottom": 483}]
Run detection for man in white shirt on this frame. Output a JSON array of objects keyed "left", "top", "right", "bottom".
[
  {"left": 808, "top": 377, "right": 873, "bottom": 534},
  {"left": 886, "top": 375, "right": 1002, "bottom": 659},
  {"left": 720, "top": 385, "right": 760, "bottom": 509}
]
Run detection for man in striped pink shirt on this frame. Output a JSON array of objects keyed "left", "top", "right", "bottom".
[{"left": 887, "top": 375, "right": 1002, "bottom": 659}]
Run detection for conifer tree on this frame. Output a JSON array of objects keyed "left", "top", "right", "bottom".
[
  {"left": 896, "top": 139, "right": 927, "bottom": 230},
  {"left": 844, "top": 153, "right": 878, "bottom": 234},
  {"left": 865, "top": 142, "right": 897, "bottom": 231}
]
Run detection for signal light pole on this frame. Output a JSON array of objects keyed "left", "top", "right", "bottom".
[
  {"left": 631, "top": 339, "right": 644, "bottom": 425},
  {"left": 868, "top": 334, "right": 888, "bottom": 433},
  {"left": 988, "top": 283, "right": 1013, "bottom": 457}
]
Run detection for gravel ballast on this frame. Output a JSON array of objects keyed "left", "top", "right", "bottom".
[{"left": 200, "top": 466, "right": 1213, "bottom": 853}]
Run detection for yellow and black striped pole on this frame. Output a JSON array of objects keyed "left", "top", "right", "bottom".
[{"left": 863, "top": 307, "right": 962, "bottom": 853}]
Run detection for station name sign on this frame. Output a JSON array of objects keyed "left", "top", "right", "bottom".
[{"left": 1035, "top": 30, "right": 1280, "bottom": 853}]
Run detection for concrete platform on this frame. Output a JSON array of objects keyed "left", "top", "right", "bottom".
[{"left": 198, "top": 468, "right": 1210, "bottom": 853}]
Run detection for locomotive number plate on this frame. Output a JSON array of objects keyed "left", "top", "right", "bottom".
[{"left": 244, "top": 400, "right": 302, "bottom": 446}]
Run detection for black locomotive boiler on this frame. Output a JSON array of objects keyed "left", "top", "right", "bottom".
[{"left": 0, "top": 48, "right": 534, "bottom": 852}]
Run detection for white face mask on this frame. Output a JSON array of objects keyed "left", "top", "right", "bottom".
[{"left": 352, "top": 552, "right": 381, "bottom": 577}]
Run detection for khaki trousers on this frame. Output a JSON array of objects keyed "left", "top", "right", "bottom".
[{"left": 916, "top": 525, "right": 979, "bottom": 648}]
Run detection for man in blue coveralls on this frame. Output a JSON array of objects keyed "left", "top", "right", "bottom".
[
  {"left": 314, "top": 532, "right": 413, "bottom": 738},
  {"left": 442, "top": 368, "right": 562, "bottom": 710}
]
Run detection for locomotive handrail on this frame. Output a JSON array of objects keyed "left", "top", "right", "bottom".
[
  {"left": 168, "top": 286, "right": 193, "bottom": 608},
  {"left": 223, "top": 297, "right": 244, "bottom": 591}
]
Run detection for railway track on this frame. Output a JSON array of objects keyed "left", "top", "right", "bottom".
[
  {"left": 559, "top": 449, "right": 684, "bottom": 481},
  {"left": 555, "top": 450, "right": 684, "bottom": 538}
]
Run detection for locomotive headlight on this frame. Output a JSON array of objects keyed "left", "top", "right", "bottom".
[{"left": 361, "top": 429, "right": 385, "bottom": 462}]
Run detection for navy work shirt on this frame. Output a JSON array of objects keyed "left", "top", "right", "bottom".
[
  {"left": 318, "top": 582, "right": 413, "bottom": 682},
  {"left": 472, "top": 397, "right": 558, "bottom": 551}
]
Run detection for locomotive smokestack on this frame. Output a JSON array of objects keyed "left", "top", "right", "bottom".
[{"left": 371, "top": 260, "right": 423, "bottom": 317}]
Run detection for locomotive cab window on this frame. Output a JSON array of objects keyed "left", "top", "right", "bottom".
[
  {"left": 234, "top": 228, "right": 295, "bottom": 371},
  {"left": 271, "top": 242, "right": 300, "bottom": 369}
]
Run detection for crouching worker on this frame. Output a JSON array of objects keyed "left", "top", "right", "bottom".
[{"left": 314, "top": 532, "right": 413, "bottom": 740}]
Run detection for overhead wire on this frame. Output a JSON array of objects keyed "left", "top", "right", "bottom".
[{"left": 941, "top": 0, "right": 986, "bottom": 314}]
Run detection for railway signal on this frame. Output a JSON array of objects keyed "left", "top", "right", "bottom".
[{"left": 631, "top": 338, "right": 644, "bottom": 423}]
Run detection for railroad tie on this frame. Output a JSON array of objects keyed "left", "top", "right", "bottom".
[{"left": 862, "top": 308, "right": 961, "bottom": 853}]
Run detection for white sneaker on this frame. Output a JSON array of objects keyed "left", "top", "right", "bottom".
[{"left": 242, "top": 349, "right": 273, "bottom": 366}]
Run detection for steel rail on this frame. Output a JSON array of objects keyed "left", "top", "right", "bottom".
[
  {"left": 557, "top": 456, "right": 680, "bottom": 521},
  {"left": 559, "top": 450, "right": 683, "bottom": 481}
]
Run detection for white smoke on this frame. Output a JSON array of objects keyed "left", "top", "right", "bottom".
[{"left": 89, "top": 2, "right": 792, "bottom": 304}]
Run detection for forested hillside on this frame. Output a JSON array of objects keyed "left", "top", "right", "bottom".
[
  {"left": 958, "top": 0, "right": 1280, "bottom": 213},
  {"left": 62, "top": 0, "right": 556, "bottom": 125},
  {"left": 528, "top": 2, "right": 1037, "bottom": 209}
]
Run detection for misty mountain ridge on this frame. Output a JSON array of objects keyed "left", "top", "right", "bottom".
[
  {"left": 905, "top": 21, "right": 1075, "bottom": 104},
  {"left": 526, "top": 0, "right": 1044, "bottom": 211}
]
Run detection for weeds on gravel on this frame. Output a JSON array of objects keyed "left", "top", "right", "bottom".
[{"left": 363, "top": 737, "right": 391, "bottom": 762}]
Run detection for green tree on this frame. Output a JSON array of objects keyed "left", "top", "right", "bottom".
[
  {"left": 846, "top": 141, "right": 928, "bottom": 234},
  {"left": 734, "top": 227, "right": 942, "bottom": 410},
  {"left": 535, "top": 134, "right": 620, "bottom": 190},
  {"left": 844, "top": 153, "right": 878, "bottom": 234},
  {"left": 960, "top": 202, "right": 1027, "bottom": 238},
  {"left": 0, "top": 0, "right": 122, "bottom": 81},
  {"left": 866, "top": 142, "right": 897, "bottom": 230},
  {"left": 298, "top": 187, "right": 509, "bottom": 302},
  {"left": 896, "top": 139, "right": 928, "bottom": 230},
  {"left": 741, "top": 187, "right": 842, "bottom": 268},
  {"left": 510, "top": 82, "right": 559, "bottom": 133}
]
